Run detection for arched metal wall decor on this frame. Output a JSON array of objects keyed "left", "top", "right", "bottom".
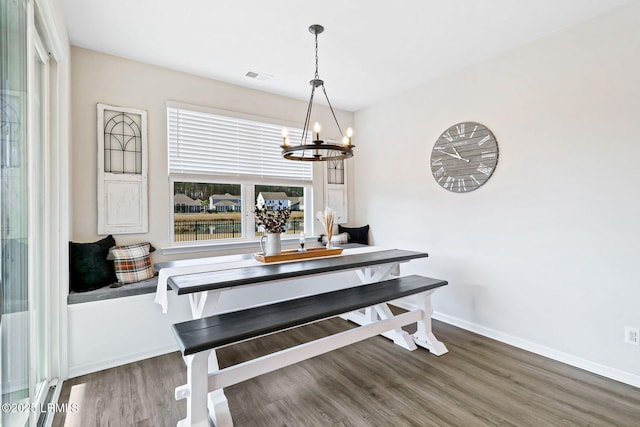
[
  {"left": 327, "top": 159, "right": 345, "bottom": 185},
  {"left": 325, "top": 158, "right": 348, "bottom": 224},
  {"left": 103, "top": 111, "right": 143, "bottom": 174},
  {"left": 97, "top": 103, "right": 148, "bottom": 234}
]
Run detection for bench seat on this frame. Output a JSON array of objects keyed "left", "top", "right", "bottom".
[
  {"left": 67, "top": 276, "right": 161, "bottom": 304},
  {"left": 172, "top": 274, "right": 447, "bottom": 356}
]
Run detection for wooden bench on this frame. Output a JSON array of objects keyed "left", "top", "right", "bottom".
[{"left": 172, "top": 274, "right": 447, "bottom": 427}]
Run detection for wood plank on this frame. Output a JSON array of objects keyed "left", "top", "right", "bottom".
[
  {"left": 168, "top": 249, "right": 428, "bottom": 294},
  {"left": 172, "top": 275, "right": 446, "bottom": 355}
]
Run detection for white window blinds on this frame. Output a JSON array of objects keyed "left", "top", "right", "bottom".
[{"left": 168, "top": 107, "right": 312, "bottom": 181}]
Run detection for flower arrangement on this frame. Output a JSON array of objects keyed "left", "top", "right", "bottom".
[
  {"left": 316, "top": 207, "right": 336, "bottom": 245},
  {"left": 254, "top": 205, "right": 291, "bottom": 233}
]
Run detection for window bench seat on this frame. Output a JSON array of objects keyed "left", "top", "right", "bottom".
[{"left": 67, "top": 276, "right": 162, "bottom": 304}]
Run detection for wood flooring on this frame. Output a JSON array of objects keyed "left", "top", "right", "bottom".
[{"left": 53, "top": 318, "right": 640, "bottom": 426}]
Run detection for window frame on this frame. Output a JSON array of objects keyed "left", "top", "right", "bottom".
[{"left": 169, "top": 174, "right": 314, "bottom": 247}]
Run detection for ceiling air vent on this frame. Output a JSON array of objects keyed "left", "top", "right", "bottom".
[{"left": 245, "top": 70, "right": 273, "bottom": 81}]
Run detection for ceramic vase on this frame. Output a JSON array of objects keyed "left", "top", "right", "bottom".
[{"left": 260, "top": 232, "right": 282, "bottom": 256}]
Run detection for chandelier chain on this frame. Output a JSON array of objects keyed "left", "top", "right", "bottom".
[{"left": 314, "top": 32, "right": 319, "bottom": 79}]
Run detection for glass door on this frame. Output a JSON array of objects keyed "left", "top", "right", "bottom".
[
  {"left": 1, "top": 1, "right": 54, "bottom": 425},
  {"left": 1, "top": 0, "right": 31, "bottom": 426}
]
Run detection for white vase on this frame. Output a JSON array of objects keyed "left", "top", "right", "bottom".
[{"left": 260, "top": 232, "right": 282, "bottom": 256}]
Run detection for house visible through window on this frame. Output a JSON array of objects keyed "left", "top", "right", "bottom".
[
  {"left": 173, "top": 183, "right": 242, "bottom": 242},
  {"left": 167, "top": 104, "right": 313, "bottom": 244},
  {"left": 255, "top": 185, "right": 305, "bottom": 236}
]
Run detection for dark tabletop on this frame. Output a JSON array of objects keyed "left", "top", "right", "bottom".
[{"left": 165, "top": 248, "right": 428, "bottom": 295}]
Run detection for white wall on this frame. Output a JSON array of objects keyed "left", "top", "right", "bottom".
[
  {"left": 70, "top": 46, "right": 354, "bottom": 262},
  {"left": 353, "top": 2, "right": 640, "bottom": 384}
]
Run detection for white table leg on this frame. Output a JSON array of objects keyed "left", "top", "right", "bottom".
[
  {"left": 355, "top": 263, "right": 398, "bottom": 284},
  {"left": 207, "top": 350, "right": 233, "bottom": 427},
  {"left": 373, "top": 303, "right": 417, "bottom": 350},
  {"left": 343, "top": 263, "right": 417, "bottom": 350},
  {"left": 188, "top": 291, "right": 209, "bottom": 319},
  {"left": 186, "top": 290, "right": 233, "bottom": 426},
  {"left": 177, "top": 352, "right": 210, "bottom": 427},
  {"left": 413, "top": 290, "right": 448, "bottom": 356}
]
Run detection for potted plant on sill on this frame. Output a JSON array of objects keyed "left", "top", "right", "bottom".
[{"left": 255, "top": 205, "right": 291, "bottom": 256}]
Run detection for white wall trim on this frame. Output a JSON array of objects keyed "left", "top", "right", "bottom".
[
  {"left": 67, "top": 344, "right": 179, "bottom": 379},
  {"left": 390, "top": 300, "right": 640, "bottom": 389}
]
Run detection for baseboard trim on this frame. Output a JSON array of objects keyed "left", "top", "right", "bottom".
[
  {"left": 67, "top": 344, "right": 179, "bottom": 379},
  {"left": 390, "top": 300, "right": 640, "bottom": 389}
]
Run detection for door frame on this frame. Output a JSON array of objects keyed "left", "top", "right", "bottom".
[
  {"left": 28, "top": 13, "right": 52, "bottom": 416},
  {"left": 26, "top": 0, "right": 71, "bottom": 424}
]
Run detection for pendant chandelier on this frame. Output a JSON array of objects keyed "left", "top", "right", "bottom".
[{"left": 281, "top": 24, "right": 354, "bottom": 162}]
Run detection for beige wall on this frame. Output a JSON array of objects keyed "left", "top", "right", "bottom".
[
  {"left": 70, "top": 47, "right": 353, "bottom": 262},
  {"left": 353, "top": 2, "right": 640, "bottom": 381}
]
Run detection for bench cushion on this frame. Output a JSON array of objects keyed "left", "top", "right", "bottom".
[
  {"left": 67, "top": 276, "right": 161, "bottom": 304},
  {"left": 172, "top": 275, "right": 447, "bottom": 356}
]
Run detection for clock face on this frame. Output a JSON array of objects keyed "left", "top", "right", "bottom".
[{"left": 430, "top": 122, "right": 499, "bottom": 193}]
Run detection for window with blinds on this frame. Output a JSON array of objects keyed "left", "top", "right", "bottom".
[
  {"left": 167, "top": 105, "right": 313, "bottom": 245},
  {"left": 167, "top": 107, "right": 312, "bottom": 181}
]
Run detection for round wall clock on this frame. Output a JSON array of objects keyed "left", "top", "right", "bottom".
[{"left": 430, "top": 122, "right": 499, "bottom": 193}]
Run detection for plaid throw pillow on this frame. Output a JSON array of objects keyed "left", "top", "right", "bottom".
[{"left": 108, "top": 242, "right": 155, "bottom": 284}]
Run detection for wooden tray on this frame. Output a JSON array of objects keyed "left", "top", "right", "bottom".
[{"left": 254, "top": 247, "right": 343, "bottom": 263}]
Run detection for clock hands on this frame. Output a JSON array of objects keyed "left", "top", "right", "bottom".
[
  {"left": 450, "top": 145, "right": 471, "bottom": 162},
  {"left": 450, "top": 145, "right": 462, "bottom": 157},
  {"left": 436, "top": 148, "right": 470, "bottom": 163},
  {"left": 436, "top": 149, "right": 460, "bottom": 160}
]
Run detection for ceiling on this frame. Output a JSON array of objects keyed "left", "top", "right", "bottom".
[{"left": 60, "top": 0, "right": 629, "bottom": 111}]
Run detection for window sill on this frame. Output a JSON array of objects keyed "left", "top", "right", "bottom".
[{"left": 161, "top": 236, "right": 319, "bottom": 256}]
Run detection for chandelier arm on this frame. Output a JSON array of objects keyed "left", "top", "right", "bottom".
[
  {"left": 321, "top": 85, "right": 344, "bottom": 138},
  {"left": 301, "top": 85, "right": 317, "bottom": 145}
]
